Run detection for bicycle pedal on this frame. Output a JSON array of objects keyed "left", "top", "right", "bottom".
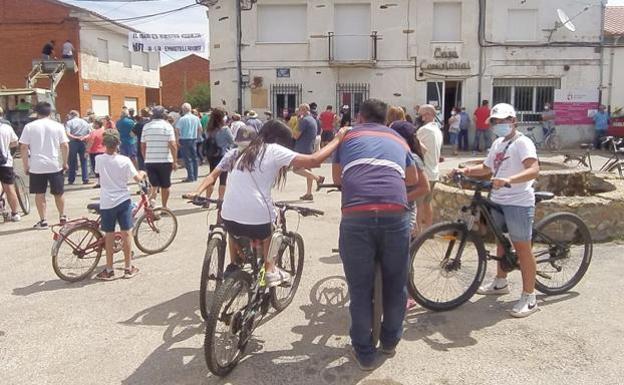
[{"left": 536, "top": 271, "right": 553, "bottom": 279}]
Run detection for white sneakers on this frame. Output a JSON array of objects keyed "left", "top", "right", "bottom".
[
  {"left": 265, "top": 268, "right": 291, "bottom": 288},
  {"left": 478, "top": 277, "right": 539, "bottom": 318},
  {"left": 510, "top": 292, "right": 538, "bottom": 318},
  {"left": 477, "top": 277, "right": 510, "bottom": 295}
]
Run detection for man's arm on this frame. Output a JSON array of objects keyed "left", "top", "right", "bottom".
[
  {"left": 60, "top": 142, "right": 69, "bottom": 171},
  {"left": 132, "top": 170, "right": 147, "bottom": 183},
  {"left": 168, "top": 140, "right": 178, "bottom": 169},
  {"left": 407, "top": 167, "right": 429, "bottom": 202},
  {"left": 492, "top": 158, "right": 539, "bottom": 189},
  {"left": 9, "top": 140, "right": 18, "bottom": 148},
  {"left": 332, "top": 163, "right": 343, "bottom": 186},
  {"left": 20, "top": 143, "right": 29, "bottom": 174},
  {"left": 290, "top": 127, "right": 347, "bottom": 169}
]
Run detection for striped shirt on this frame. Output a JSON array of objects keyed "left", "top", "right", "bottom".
[
  {"left": 142, "top": 119, "right": 176, "bottom": 163},
  {"left": 334, "top": 123, "right": 414, "bottom": 210}
]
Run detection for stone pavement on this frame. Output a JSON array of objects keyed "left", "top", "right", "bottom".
[{"left": 1, "top": 155, "right": 623, "bottom": 385}]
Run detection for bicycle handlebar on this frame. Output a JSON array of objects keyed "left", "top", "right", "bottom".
[
  {"left": 451, "top": 172, "right": 511, "bottom": 190},
  {"left": 601, "top": 136, "right": 623, "bottom": 146},
  {"left": 317, "top": 183, "right": 342, "bottom": 192},
  {"left": 274, "top": 202, "right": 324, "bottom": 217},
  {"left": 182, "top": 194, "right": 222, "bottom": 208}
]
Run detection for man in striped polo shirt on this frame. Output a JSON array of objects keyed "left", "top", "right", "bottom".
[
  {"left": 333, "top": 98, "right": 419, "bottom": 370},
  {"left": 141, "top": 106, "right": 178, "bottom": 208}
]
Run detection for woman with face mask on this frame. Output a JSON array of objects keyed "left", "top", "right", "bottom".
[{"left": 451, "top": 103, "right": 541, "bottom": 319}]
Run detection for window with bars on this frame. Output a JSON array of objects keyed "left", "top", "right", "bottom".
[
  {"left": 492, "top": 78, "right": 560, "bottom": 123},
  {"left": 270, "top": 84, "right": 302, "bottom": 117},
  {"left": 336, "top": 83, "right": 369, "bottom": 115}
]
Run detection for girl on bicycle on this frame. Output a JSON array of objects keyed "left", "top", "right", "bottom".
[{"left": 189, "top": 120, "right": 348, "bottom": 287}]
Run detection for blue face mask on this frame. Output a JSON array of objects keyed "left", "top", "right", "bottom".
[{"left": 493, "top": 123, "right": 513, "bottom": 137}]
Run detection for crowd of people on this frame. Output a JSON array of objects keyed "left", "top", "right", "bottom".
[{"left": 1, "top": 95, "right": 546, "bottom": 370}]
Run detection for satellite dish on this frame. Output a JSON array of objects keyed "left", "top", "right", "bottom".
[{"left": 557, "top": 9, "right": 576, "bottom": 32}]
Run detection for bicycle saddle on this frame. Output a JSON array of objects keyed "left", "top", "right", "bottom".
[
  {"left": 534, "top": 192, "right": 555, "bottom": 203},
  {"left": 579, "top": 143, "right": 591, "bottom": 149},
  {"left": 87, "top": 203, "right": 101, "bottom": 214},
  {"left": 527, "top": 126, "right": 535, "bottom": 131}
]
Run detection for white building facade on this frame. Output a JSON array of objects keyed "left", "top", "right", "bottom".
[{"left": 209, "top": 0, "right": 606, "bottom": 146}]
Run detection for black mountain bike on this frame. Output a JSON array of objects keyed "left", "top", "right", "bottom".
[
  {"left": 408, "top": 173, "right": 593, "bottom": 311},
  {"left": 187, "top": 195, "right": 323, "bottom": 376},
  {"left": 0, "top": 174, "right": 30, "bottom": 221}
]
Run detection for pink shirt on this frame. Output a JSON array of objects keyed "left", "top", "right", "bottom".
[{"left": 89, "top": 129, "right": 106, "bottom": 154}]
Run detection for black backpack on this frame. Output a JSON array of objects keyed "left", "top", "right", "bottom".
[{"left": 203, "top": 133, "right": 220, "bottom": 159}]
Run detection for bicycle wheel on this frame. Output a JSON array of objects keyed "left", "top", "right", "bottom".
[
  {"left": 133, "top": 207, "right": 178, "bottom": 254},
  {"left": 408, "top": 222, "right": 487, "bottom": 311},
  {"left": 14, "top": 175, "right": 30, "bottom": 215},
  {"left": 546, "top": 134, "right": 562, "bottom": 151},
  {"left": 52, "top": 225, "right": 103, "bottom": 282},
  {"left": 533, "top": 212, "right": 592, "bottom": 295},
  {"left": 200, "top": 237, "right": 226, "bottom": 321},
  {"left": 204, "top": 271, "right": 253, "bottom": 377},
  {"left": 606, "top": 161, "right": 624, "bottom": 178},
  {"left": 270, "top": 232, "right": 304, "bottom": 311},
  {"left": 371, "top": 262, "right": 382, "bottom": 348}
]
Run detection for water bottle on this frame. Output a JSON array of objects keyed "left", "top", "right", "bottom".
[{"left": 266, "top": 230, "right": 284, "bottom": 262}]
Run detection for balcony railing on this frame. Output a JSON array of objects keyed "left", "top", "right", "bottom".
[{"left": 327, "top": 31, "right": 379, "bottom": 64}]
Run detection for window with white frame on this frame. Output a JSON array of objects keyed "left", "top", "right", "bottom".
[
  {"left": 91, "top": 95, "right": 110, "bottom": 118},
  {"left": 122, "top": 46, "right": 132, "bottom": 68},
  {"left": 142, "top": 53, "right": 149, "bottom": 71},
  {"left": 257, "top": 4, "right": 307, "bottom": 43},
  {"left": 506, "top": 9, "right": 538, "bottom": 41},
  {"left": 433, "top": 2, "right": 461, "bottom": 41},
  {"left": 492, "top": 78, "right": 561, "bottom": 122},
  {"left": 97, "top": 38, "right": 109, "bottom": 63}
]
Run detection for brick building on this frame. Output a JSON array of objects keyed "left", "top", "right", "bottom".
[
  {"left": 0, "top": 0, "right": 161, "bottom": 119},
  {"left": 160, "top": 54, "right": 210, "bottom": 110}
]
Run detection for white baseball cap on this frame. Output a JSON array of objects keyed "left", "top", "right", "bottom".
[{"left": 487, "top": 103, "right": 516, "bottom": 123}]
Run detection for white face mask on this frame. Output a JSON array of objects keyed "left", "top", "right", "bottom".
[
  {"left": 544, "top": 106, "right": 550, "bottom": 110},
  {"left": 451, "top": 111, "right": 456, "bottom": 116},
  {"left": 493, "top": 123, "right": 513, "bottom": 137}
]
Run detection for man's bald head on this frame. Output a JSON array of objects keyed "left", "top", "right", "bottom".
[{"left": 418, "top": 104, "right": 437, "bottom": 123}]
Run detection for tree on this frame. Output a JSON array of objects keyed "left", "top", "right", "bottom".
[{"left": 184, "top": 83, "right": 211, "bottom": 111}]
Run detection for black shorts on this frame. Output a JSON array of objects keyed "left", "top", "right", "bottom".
[
  {"left": 30, "top": 171, "right": 64, "bottom": 195},
  {"left": 146, "top": 163, "right": 173, "bottom": 188},
  {"left": 208, "top": 156, "right": 228, "bottom": 185},
  {"left": 0, "top": 167, "right": 15, "bottom": 185},
  {"left": 223, "top": 219, "right": 272, "bottom": 240},
  {"left": 321, "top": 131, "right": 335, "bottom": 142}
]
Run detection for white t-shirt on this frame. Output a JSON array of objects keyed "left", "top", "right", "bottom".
[
  {"left": 417, "top": 122, "right": 444, "bottom": 182},
  {"left": 449, "top": 114, "right": 461, "bottom": 133},
  {"left": 19, "top": 118, "right": 69, "bottom": 174},
  {"left": 230, "top": 121, "right": 246, "bottom": 140},
  {"left": 62, "top": 41, "right": 74, "bottom": 56},
  {"left": 218, "top": 144, "right": 297, "bottom": 225},
  {"left": 142, "top": 119, "right": 176, "bottom": 163},
  {"left": 95, "top": 153, "right": 138, "bottom": 210},
  {"left": 0, "top": 123, "right": 18, "bottom": 168},
  {"left": 484, "top": 134, "right": 538, "bottom": 207}
]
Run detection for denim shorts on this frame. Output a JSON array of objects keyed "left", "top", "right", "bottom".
[
  {"left": 449, "top": 132, "right": 458, "bottom": 145},
  {"left": 490, "top": 205, "right": 535, "bottom": 242},
  {"left": 120, "top": 142, "right": 137, "bottom": 159},
  {"left": 100, "top": 199, "right": 133, "bottom": 232}
]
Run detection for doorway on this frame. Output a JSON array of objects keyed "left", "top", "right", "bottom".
[{"left": 426, "top": 80, "right": 463, "bottom": 143}]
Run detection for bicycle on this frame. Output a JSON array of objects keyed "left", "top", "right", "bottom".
[
  {"left": 182, "top": 195, "right": 227, "bottom": 321},
  {"left": 408, "top": 173, "right": 593, "bottom": 311},
  {"left": 0, "top": 173, "right": 30, "bottom": 221},
  {"left": 193, "top": 195, "right": 323, "bottom": 376},
  {"left": 563, "top": 136, "right": 624, "bottom": 177},
  {"left": 525, "top": 125, "right": 561, "bottom": 151},
  {"left": 316, "top": 183, "right": 384, "bottom": 348},
  {"left": 50, "top": 181, "right": 178, "bottom": 282}
]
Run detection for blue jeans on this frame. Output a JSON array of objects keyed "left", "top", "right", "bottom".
[
  {"left": 68, "top": 140, "right": 88, "bottom": 183},
  {"left": 595, "top": 130, "right": 607, "bottom": 150},
  {"left": 339, "top": 212, "right": 411, "bottom": 363},
  {"left": 473, "top": 130, "right": 492, "bottom": 152},
  {"left": 180, "top": 139, "right": 198, "bottom": 181},
  {"left": 458, "top": 129, "right": 469, "bottom": 151}
]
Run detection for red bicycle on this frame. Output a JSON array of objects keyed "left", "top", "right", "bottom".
[{"left": 50, "top": 181, "right": 178, "bottom": 282}]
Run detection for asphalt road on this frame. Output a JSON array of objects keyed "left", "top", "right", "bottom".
[{"left": 1, "top": 158, "right": 623, "bottom": 385}]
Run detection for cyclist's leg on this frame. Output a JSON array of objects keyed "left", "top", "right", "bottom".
[
  {"left": 339, "top": 216, "right": 376, "bottom": 362},
  {"left": 378, "top": 213, "right": 410, "bottom": 350},
  {"left": 503, "top": 206, "right": 536, "bottom": 294},
  {"left": 490, "top": 208, "right": 509, "bottom": 280}
]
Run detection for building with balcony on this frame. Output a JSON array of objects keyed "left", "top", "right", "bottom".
[
  {"left": 0, "top": 0, "right": 161, "bottom": 119},
  {"left": 208, "top": 0, "right": 607, "bottom": 146}
]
